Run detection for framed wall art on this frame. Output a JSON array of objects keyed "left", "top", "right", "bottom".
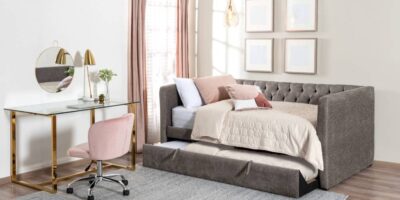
[
  {"left": 245, "top": 39, "right": 274, "bottom": 72},
  {"left": 246, "top": 0, "right": 274, "bottom": 32},
  {"left": 284, "top": 38, "right": 317, "bottom": 74},
  {"left": 286, "top": 0, "right": 317, "bottom": 32}
]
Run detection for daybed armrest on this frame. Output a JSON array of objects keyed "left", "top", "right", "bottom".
[
  {"left": 317, "top": 86, "right": 374, "bottom": 189},
  {"left": 159, "top": 84, "right": 181, "bottom": 142}
]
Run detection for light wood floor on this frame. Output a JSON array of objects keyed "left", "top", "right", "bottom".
[{"left": 0, "top": 155, "right": 399, "bottom": 200}]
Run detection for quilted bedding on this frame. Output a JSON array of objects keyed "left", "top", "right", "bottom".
[{"left": 191, "top": 100, "right": 324, "bottom": 171}]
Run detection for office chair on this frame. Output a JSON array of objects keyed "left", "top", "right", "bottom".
[{"left": 66, "top": 113, "right": 134, "bottom": 200}]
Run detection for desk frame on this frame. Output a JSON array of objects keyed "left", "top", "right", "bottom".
[{"left": 9, "top": 103, "right": 137, "bottom": 193}]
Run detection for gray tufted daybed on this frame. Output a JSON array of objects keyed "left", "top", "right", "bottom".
[{"left": 143, "top": 79, "right": 375, "bottom": 198}]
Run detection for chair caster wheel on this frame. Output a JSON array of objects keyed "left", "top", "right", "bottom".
[
  {"left": 122, "top": 180, "right": 128, "bottom": 186},
  {"left": 66, "top": 187, "right": 73, "bottom": 194},
  {"left": 123, "top": 189, "right": 130, "bottom": 196},
  {"left": 87, "top": 195, "right": 94, "bottom": 200}
]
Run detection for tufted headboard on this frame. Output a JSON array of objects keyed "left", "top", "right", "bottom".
[{"left": 236, "top": 80, "right": 360, "bottom": 105}]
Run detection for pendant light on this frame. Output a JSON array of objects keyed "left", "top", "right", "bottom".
[{"left": 225, "top": 0, "right": 239, "bottom": 27}]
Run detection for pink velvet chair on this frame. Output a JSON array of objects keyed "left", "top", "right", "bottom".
[{"left": 66, "top": 113, "right": 134, "bottom": 200}]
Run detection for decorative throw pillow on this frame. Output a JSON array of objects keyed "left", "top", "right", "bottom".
[
  {"left": 193, "top": 75, "right": 236, "bottom": 104},
  {"left": 174, "top": 78, "right": 203, "bottom": 108},
  {"left": 225, "top": 84, "right": 259, "bottom": 100},
  {"left": 225, "top": 84, "right": 272, "bottom": 109},
  {"left": 255, "top": 93, "right": 272, "bottom": 108},
  {"left": 233, "top": 99, "right": 259, "bottom": 111}
]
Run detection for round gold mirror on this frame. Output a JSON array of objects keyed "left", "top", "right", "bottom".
[{"left": 35, "top": 47, "right": 75, "bottom": 93}]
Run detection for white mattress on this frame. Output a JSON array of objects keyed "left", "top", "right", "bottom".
[
  {"left": 154, "top": 141, "right": 190, "bottom": 149},
  {"left": 172, "top": 106, "right": 198, "bottom": 129},
  {"left": 172, "top": 101, "right": 317, "bottom": 129},
  {"left": 157, "top": 141, "right": 318, "bottom": 182}
]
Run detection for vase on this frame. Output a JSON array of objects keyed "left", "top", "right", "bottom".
[{"left": 105, "top": 81, "right": 110, "bottom": 102}]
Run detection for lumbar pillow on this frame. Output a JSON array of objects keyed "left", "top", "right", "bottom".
[
  {"left": 225, "top": 84, "right": 272, "bottom": 109},
  {"left": 174, "top": 78, "right": 203, "bottom": 108},
  {"left": 225, "top": 84, "right": 260, "bottom": 100},
  {"left": 193, "top": 75, "right": 236, "bottom": 104},
  {"left": 233, "top": 99, "right": 259, "bottom": 111}
]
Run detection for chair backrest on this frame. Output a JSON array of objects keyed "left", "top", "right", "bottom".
[{"left": 88, "top": 113, "right": 134, "bottom": 160}]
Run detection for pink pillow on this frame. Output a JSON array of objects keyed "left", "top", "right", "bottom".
[
  {"left": 193, "top": 75, "right": 236, "bottom": 104},
  {"left": 225, "top": 84, "right": 259, "bottom": 100},
  {"left": 255, "top": 93, "right": 272, "bottom": 108}
]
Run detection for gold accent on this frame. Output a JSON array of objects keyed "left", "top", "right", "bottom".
[
  {"left": 50, "top": 115, "right": 58, "bottom": 191},
  {"left": 129, "top": 103, "right": 137, "bottom": 170},
  {"left": 13, "top": 180, "right": 55, "bottom": 193},
  {"left": 84, "top": 49, "right": 96, "bottom": 66},
  {"left": 55, "top": 48, "right": 67, "bottom": 65},
  {"left": 103, "top": 161, "right": 133, "bottom": 170},
  {"left": 90, "top": 109, "right": 95, "bottom": 125},
  {"left": 10, "top": 112, "right": 16, "bottom": 182},
  {"left": 84, "top": 49, "right": 96, "bottom": 98}
]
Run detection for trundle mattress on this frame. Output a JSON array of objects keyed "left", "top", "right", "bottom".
[
  {"left": 144, "top": 141, "right": 319, "bottom": 198},
  {"left": 155, "top": 141, "right": 318, "bottom": 182}
]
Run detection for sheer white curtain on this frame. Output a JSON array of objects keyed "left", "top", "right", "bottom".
[{"left": 145, "top": 0, "right": 177, "bottom": 143}]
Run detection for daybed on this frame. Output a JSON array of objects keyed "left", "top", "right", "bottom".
[{"left": 143, "top": 80, "right": 374, "bottom": 198}]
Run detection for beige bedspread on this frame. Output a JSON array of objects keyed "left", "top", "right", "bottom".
[{"left": 191, "top": 100, "right": 324, "bottom": 171}]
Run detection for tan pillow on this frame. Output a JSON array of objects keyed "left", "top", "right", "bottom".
[
  {"left": 225, "top": 84, "right": 259, "bottom": 100},
  {"left": 194, "top": 75, "right": 236, "bottom": 104}
]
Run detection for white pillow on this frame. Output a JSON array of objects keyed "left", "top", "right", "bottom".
[
  {"left": 174, "top": 78, "right": 203, "bottom": 108},
  {"left": 233, "top": 99, "right": 258, "bottom": 111}
]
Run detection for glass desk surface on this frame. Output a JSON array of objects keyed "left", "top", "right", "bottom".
[{"left": 4, "top": 100, "right": 140, "bottom": 116}]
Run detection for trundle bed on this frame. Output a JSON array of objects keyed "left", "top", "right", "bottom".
[{"left": 143, "top": 80, "right": 375, "bottom": 198}]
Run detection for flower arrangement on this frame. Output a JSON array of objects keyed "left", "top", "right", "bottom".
[
  {"left": 98, "top": 69, "right": 117, "bottom": 101},
  {"left": 98, "top": 69, "right": 117, "bottom": 82}
]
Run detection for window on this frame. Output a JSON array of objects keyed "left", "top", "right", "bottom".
[{"left": 145, "top": 0, "right": 177, "bottom": 142}]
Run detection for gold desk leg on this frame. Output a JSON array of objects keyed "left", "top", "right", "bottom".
[
  {"left": 50, "top": 115, "right": 57, "bottom": 192},
  {"left": 129, "top": 103, "right": 137, "bottom": 170},
  {"left": 90, "top": 109, "right": 95, "bottom": 125},
  {"left": 10, "top": 111, "right": 17, "bottom": 182}
]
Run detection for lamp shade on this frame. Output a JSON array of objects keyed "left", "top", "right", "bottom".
[
  {"left": 84, "top": 49, "right": 96, "bottom": 66},
  {"left": 55, "top": 48, "right": 67, "bottom": 65}
]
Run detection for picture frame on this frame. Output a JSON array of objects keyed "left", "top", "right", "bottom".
[
  {"left": 245, "top": 39, "right": 274, "bottom": 73},
  {"left": 286, "top": 0, "right": 317, "bottom": 32},
  {"left": 284, "top": 38, "right": 317, "bottom": 74},
  {"left": 246, "top": 0, "right": 274, "bottom": 32}
]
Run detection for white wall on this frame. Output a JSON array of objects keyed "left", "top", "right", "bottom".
[
  {"left": 0, "top": 0, "right": 130, "bottom": 178},
  {"left": 197, "top": 0, "right": 400, "bottom": 163}
]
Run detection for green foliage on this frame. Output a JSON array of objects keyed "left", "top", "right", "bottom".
[
  {"left": 65, "top": 67, "right": 74, "bottom": 76},
  {"left": 99, "top": 69, "right": 117, "bottom": 82}
]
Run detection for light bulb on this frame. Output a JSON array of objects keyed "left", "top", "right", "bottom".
[{"left": 225, "top": 0, "right": 239, "bottom": 27}]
